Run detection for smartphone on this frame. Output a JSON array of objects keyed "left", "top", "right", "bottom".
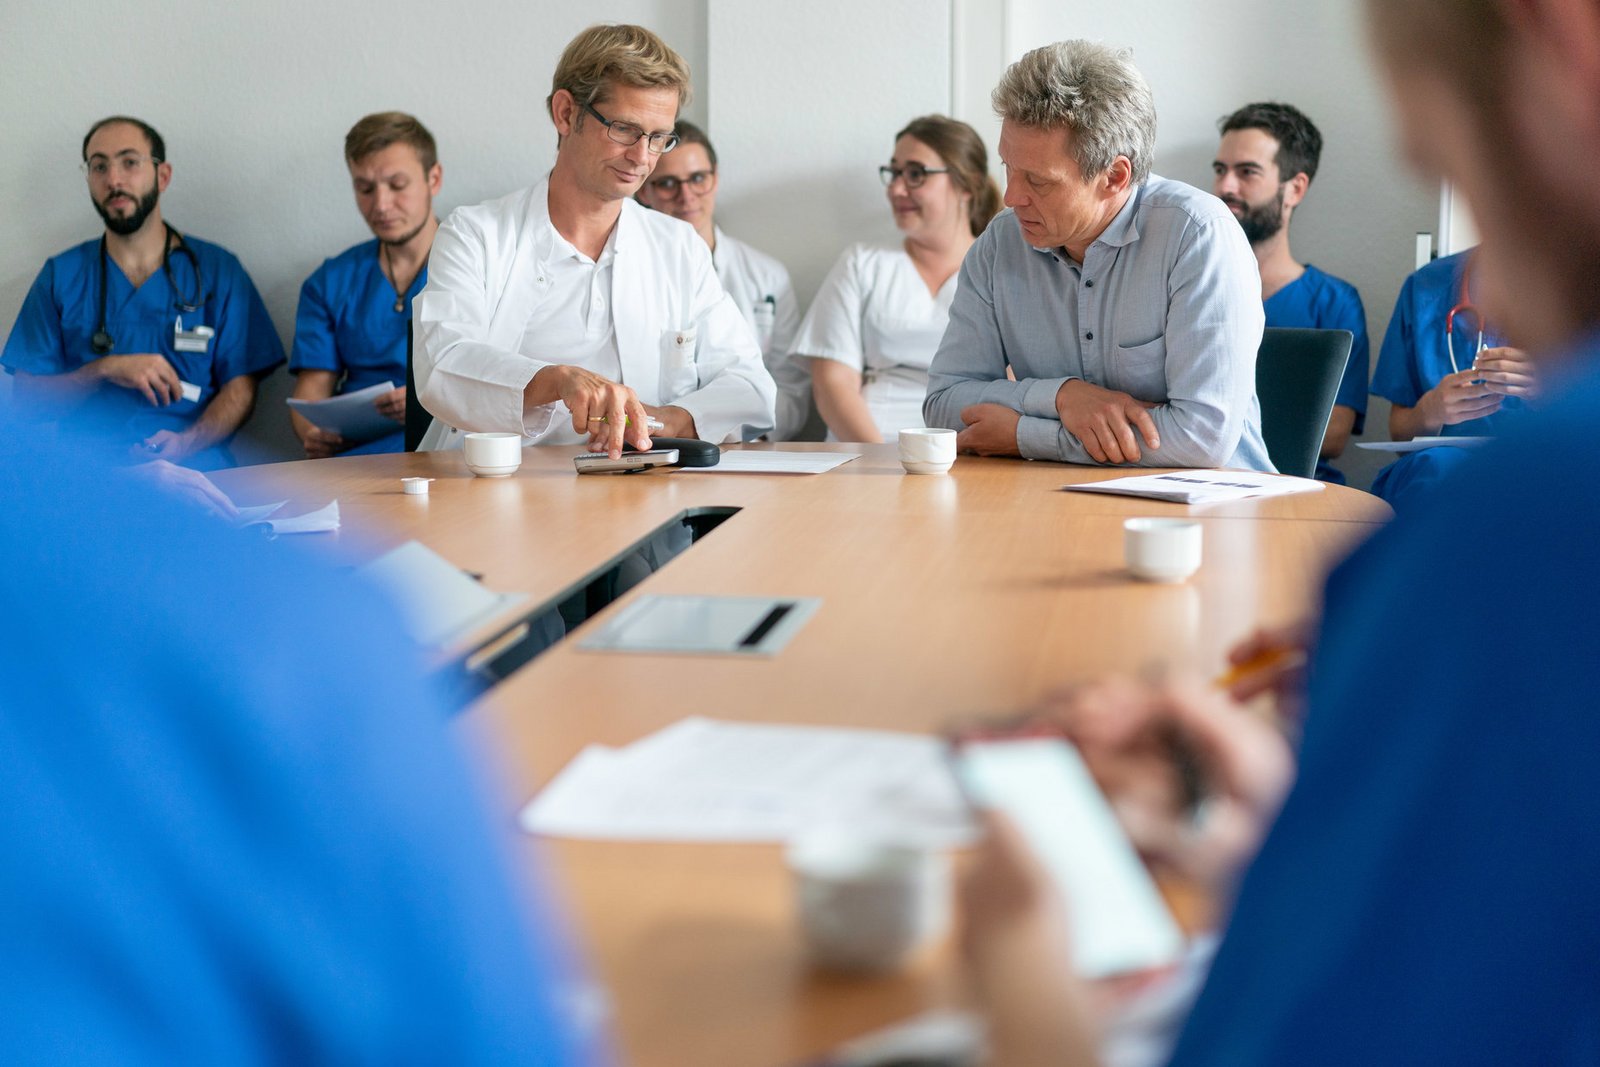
[
  {"left": 573, "top": 448, "right": 680, "bottom": 474},
  {"left": 953, "top": 736, "right": 1184, "bottom": 978}
]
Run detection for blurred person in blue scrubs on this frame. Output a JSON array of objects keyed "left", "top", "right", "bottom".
[
  {"left": 1, "top": 116, "right": 284, "bottom": 470},
  {"left": 290, "top": 112, "right": 441, "bottom": 457},
  {"left": 0, "top": 426, "right": 603, "bottom": 1064},
  {"left": 959, "top": 0, "right": 1600, "bottom": 1062},
  {"left": 1213, "top": 102, "right": 1371, "bottom": 483},
  {"left": 1369, "top": 247, "right": 1537, "bottom": 509}
]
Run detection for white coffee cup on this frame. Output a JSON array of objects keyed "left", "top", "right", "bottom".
[
  {"left": 1124, "top": 518, "right": 1202, "bottom": 582},
  {"left": 462, "top": 432, "right": 523, "bottom": 477},
  {"left": 899, "top": 427, "right": 957, "bottom": 475},
  {"left": 400, "top": 477, "right": 433, "bottom": 496},
  {"left": 787, "top": 828, "right": 950, "bottom": 973}
]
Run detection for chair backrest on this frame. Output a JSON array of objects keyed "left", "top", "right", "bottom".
[
  {"left": 404, "top": 321, "right": 432, "bottom": 452},
  {"left": 1254, "top": 327, "right": 1354, "bottom": 479}
]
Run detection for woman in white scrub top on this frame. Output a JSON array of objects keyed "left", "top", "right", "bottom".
[{"left": 794, "top": 115, "right": 1001, "bottom": 442}]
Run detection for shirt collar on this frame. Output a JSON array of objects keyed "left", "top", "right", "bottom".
[
  {"left": 531, "top": 175, "right": 628, "bottom": 266},
  {"left": 1023, "top": 179, "right": 1147, "bottom": 261}
]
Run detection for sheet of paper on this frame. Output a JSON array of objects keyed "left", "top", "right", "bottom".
[
  {"left": 285, "top": 380, "right": 397, "bottom": 443},
  {"left": 675, "top": 450, "right": 860, "bottom": 475},
  {"left": 232, "top": 500, "right": 286, "bottom": 525},
  {"left": 356, "top": 539, "right": 526, "bottom": 648},
  {"left": 521, "top": 717, "right": 975, "bottom": 847},
  {"left": 250, "top": 499, "right": 341, "bottom": 535},
  {"left": 1356, "top": 435, "right": 1493, "bottom": 453},
  {"left": 1062, "top": 469, "right": 1325, "bottom": 506}
]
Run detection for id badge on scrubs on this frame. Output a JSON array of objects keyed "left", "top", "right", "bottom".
[
  {"left": 752, "top": 299, "right": 776, "bottom": 347},
  {"left": 173, "top": 315, "right": 214, "bottom": 353}
]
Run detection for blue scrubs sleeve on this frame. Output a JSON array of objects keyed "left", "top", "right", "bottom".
[
  {"left": 290, "top": 263, "right": 341, "bottom": 374},
  {"left": 2, "top": 261, "right": 70, "bottom": 375},
  {"left": 1330, "top": 288, "right": 1370, "bottom": 433},
  {"left": 1371, "top": 273, "right": 1424, "bottom": 408},
  {"left": 205, "top": 250, "right": 286, "bottom": 386}
]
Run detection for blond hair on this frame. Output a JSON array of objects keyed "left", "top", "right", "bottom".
[
  {"left": 344, "top": 112, "right": 437, "bottom": 172},
  {"left": 546, "top": 23, "right": 691, "bottom": 122}
]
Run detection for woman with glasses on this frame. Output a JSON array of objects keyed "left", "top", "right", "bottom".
[{"left": 792, "top": 115, "right": 1001, "bottom": 442}]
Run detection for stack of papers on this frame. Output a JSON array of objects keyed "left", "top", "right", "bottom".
[
  {"left": 521, "top": 716, "right": 975, "bottom": 846},
  {"left": 675, "top": 451, "right": 860, "bottom": 474},
  {"left": 285, "top": 380, "right": 397, "bottom": 443},
  {"left": 1063, "top": 469, "right": 1325, "bottom": 506}
]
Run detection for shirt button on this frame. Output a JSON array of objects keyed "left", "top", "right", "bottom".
[
  {"left": 1085, "top": 279, "right": 1094, "bottom": 287},
  {"left": 1085, "top": 331, "right": 1094, "bottom": 341}
]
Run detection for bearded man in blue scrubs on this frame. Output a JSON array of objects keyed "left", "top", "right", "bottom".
[
  {"left": 289, "top": 112, "right": 440, "bottom": 457},
  {"left": 1213, "top": 102, "right": 1371, "bottom": 483},
  {"left": 2, "top": 116, "right": 284, "bottom": 470}
]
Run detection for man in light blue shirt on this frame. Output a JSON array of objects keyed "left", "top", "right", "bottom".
[{"left": 924, "top": 41, "right": 1270, "bottom": 471}]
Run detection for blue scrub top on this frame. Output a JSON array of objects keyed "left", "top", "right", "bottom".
[
  {"left": 290, "top": 238, "right": 422, "bottom": 454},
  {"left": 1165, "top": 335, "right": 1600, "bottom": 1066},
  {"left": 0, "top": 441, "right": 602, "bottom": 1065},
  {"left": 1263, "top": 264, "right": 1370, "bottom": 484},
  {"left": 1370, "top": 248, "right": 1522, "bottom": 434},
  {"left": 1, "top": 234, "right": 285, "bottom": 464}
]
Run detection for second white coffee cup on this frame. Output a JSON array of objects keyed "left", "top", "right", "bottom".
[
  {"left": 1124, "top": 517, "right": 1203, "bottom": 582},
  {"left": 899, "top": 427, "right": 957, "bottom": 474},
  {"left": 463, "top": 432, "right": 524, "bottom": 477},
  {"left": 787, "top": 828, "right": 950, "bottom": 973}
]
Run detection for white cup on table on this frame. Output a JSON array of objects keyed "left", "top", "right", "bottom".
[
  {"left": 899, "top": 427, "right": 957, "bottom": 475},
  {"left": 787, "top": 828, "right": 950, "bottom": 973},
  {"left": 462, "top": 432, "right": 523, "bottom": 478},
  {"left": 1124, "top": 517, "right": 1203, "bottom": 582}
]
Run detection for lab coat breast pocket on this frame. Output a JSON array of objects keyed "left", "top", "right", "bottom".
[
  {"left": 1109, "top": 335, "right": 1168, "bottom": 399},
  {"left": 659, "top": 326, "right": 700, "bottom": 402}
]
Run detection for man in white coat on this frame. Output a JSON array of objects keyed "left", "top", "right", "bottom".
[
  {"left": 412, "top": 24, "right": 776, "bottom": 457},
  {"left": 635, "top": 120, "right": 815, "bottom": 441}
]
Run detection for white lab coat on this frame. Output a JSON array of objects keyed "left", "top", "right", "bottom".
[
  {"left": 412, "top": 179, "right": 776, "bottom": 449},
  {"left": 712, "top": 228, "right": 812, "bottom": 441}
]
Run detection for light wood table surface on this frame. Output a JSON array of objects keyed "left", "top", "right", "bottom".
[{"left": 219, "top": 444, "right": 1389, "bottom": 1067}]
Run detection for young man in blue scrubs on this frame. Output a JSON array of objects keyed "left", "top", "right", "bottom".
[
  {"left": 1368, "top": 247, "right": 1538, "bottom": 509},
  {"left": 289, "top": 112, "right": 440, "bottom": 457},
  {"left": 961, "top": 0, "right": 1600, "bottom": 1061},
  {"left": 1213, "top": 102, "right": 1370, "bottom": 483},
  {"left": 1, "top": 116, "right": 284, "bottom": 470}
]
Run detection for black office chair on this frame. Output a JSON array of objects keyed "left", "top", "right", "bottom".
[
  {"left": 1254, "top": 327, "right": 1355, "bottom": 479},
  {"left": 404, "top": 321, "right": 434, "bottom": 452}
]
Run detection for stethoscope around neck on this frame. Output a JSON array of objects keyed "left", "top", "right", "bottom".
[{"left": 90, "top": 222, "right": 205, "bottom": 356}]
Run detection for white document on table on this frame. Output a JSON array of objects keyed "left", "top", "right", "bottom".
[
  {"left": 521, "top": 716, "right": 975, "bottom": 846},
  {"left": 1356, "top": 435, "right": 1493, "bottom": 453},
  {"left": 356, "top": 539, "right": 525, "bottom": 648},
  {"left": 233, "top": 499, "right": 340, "bottom": 535},
  {"left": 1063, "top": 469, "right": 1325, "bottom": 506},
  {"left": 286, "top": 380, "right": 396, "bottom": 443},
  {"left": 675, "top": 451, "right": 860, "bottom": 475}
]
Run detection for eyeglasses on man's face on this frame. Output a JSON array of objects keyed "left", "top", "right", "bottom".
[
  {"left": 879, "top": 163, "right": 949, "bottom": 189},
  {"left": 645, "top": 170, "right": 714, "bottom": 196},
  {"left": 583, "top": 103, "right": 679, "bottom": 154},
  {"left": 81, "top": 153, "right": 160, "bottom": 180}
]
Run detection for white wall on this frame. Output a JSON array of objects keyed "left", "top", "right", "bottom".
[{"left": 4, "top": 0, "right": 1432, "bottom": 484}]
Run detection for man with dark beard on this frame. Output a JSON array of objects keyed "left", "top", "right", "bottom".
[
  {"left": 289, "top": 112, "right": 442, "bottom": 457},
  {"left": 1212, "top": 102, "right": 1370, "bottom": 483},
  {"left": 2, "top": 116, "right": 283, "bottom": 469}
]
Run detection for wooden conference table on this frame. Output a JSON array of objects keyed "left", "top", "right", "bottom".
[{"left": 218, "top": 444, "right": 1390, "bottom": 1067}]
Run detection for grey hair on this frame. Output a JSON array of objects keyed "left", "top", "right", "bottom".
[{"left": 991, "top": 40, "right": 1157, "bottom": 185}]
